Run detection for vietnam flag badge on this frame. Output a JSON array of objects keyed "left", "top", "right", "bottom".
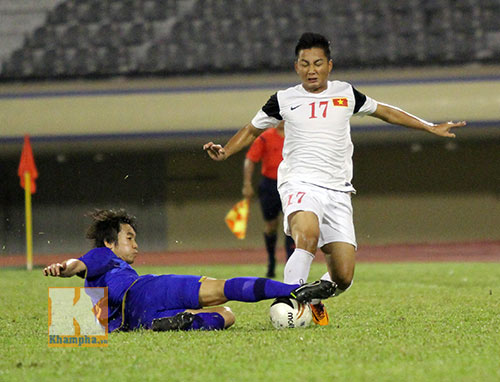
[{"left": 332, "top": 97, "right": 348, "bottom": 107}]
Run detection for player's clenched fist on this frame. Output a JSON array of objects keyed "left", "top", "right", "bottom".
[
  {"left": 43, "top": 262, "right": 66, "bottom": 277},
  {"left": 203, "top": 142, "right": 227, "bottom": 161}
]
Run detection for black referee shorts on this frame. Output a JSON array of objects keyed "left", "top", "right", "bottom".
[{"left": 258, "top": 176, "right": 282, "bottom": 222}]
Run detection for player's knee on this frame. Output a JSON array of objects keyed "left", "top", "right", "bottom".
[
  {"left": 334, "top": 277, "right": 353, "bottom": 293},
  {"left": 289, "top": 212, "right": 320, "bottom": 252},
  {"left": 293, "top": 230, "right": 319, "bottom": 253},
  {"left": 220, "top": 307, "right": 236, "bottom": 328}
]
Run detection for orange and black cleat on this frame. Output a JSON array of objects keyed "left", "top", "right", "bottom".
[{"left": 311, "top": 302, "right": 329, "bottom": 326}]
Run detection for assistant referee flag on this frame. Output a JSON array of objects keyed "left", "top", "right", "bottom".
[{"left": 225, "top": 199, "right": 249, "bottom": 239}]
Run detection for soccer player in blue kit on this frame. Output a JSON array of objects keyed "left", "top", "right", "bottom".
[
  {"left": 204, "top": 32, "right": 466, "bottom": 326},
  {"left": 43, "top": 209, "right": 336, "bottom": 331}
]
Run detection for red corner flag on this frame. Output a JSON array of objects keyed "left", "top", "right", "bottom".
[{"left": 18, "top": 135, "right": 38, "bottom": 194}]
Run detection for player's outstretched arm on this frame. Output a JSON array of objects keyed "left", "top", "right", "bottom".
[
  {"left": 203, "top": 123, "right": 262, "bottom": 161},
  {"left": 371, "top": 103, "right": 466, "bottom": 138},
  {"left": 43, "top": 259, "right": 86, "bottom": 278}
]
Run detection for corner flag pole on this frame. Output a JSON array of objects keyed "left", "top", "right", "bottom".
[
  {"left": 24, "top": 172, "right": 33, "bottom": 271},
  {"left": 18, "top": 135, "right": 38, "bottom": 271}
]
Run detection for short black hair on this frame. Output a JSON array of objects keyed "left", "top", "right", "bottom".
[
  {"left": 295, "top": 32, "right": 331, "bottom": 60},
  {"left": 86, "top": 209, "right": 137, "bottom": 248}
]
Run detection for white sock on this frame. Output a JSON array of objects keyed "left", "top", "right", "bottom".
[
  {"left": 320, "top": 272, "right": 332, "bottom": 282},
  {"left": 283, "top": 248, "right": 315, "bottom": 285}
]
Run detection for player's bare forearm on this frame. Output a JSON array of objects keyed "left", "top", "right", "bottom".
[
  {"left": 204, "top": 124, "right": 262, "bottom": 161},
  {"left": 43, "top": 259, "right": 86, "bottom": 278},
  {"left": 225, "top": 124, "right": 262, "bottom": 157},
  {"left": 372, "top": 103, "right": 431, "bottom": 130},
  {"left": 371, "top": 103, "right": 466, "bottom": 138}
]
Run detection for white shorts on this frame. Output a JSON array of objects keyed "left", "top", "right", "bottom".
[{"left": 278, "top": 181, "right": 357, "bottom": 249}]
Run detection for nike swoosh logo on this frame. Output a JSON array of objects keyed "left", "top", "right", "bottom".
[{"left": 291, "top": 104, "right": 302, "bottom": 111}]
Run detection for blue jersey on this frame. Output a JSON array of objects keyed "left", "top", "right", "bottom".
[
  {"left": 79, "top": 247, "right": 143, "bottom": 332},
  {"left": 78, "top": 247, "right": 204, "bottom": 332}
]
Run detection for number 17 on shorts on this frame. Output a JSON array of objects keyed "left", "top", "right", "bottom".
[{"left": 285, "top": 191, "right": 306, "bottom": 207}]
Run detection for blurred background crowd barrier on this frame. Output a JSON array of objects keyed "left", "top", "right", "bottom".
[
  {"left": 1, "top": 0, "right": 500, "bottom": 78},
  {"left": 0, "top": 0, "right": 499, "bottom": 256}
]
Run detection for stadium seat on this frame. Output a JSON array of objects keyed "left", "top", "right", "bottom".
[
  {"left": 110, "top": 1, "right": 135, "bottom": 23},
  {"left": 1, "top": 0, "right": 499, "bottom": 79},
  {"left": 46, "top": 2, "right": 70, "bottom": 25}
]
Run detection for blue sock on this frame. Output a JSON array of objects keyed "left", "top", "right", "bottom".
[
  {"left": 190, "top": 312, "right": 225, "bottom": 330},
  {"left": 223, "top": 277, "right": 299, "bottom": 302}
]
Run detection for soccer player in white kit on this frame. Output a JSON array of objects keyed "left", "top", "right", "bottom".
[{"left": 204, "top": 33, "right": 466, "bottom": 326}]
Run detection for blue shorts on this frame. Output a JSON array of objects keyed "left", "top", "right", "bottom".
[
  {"left": 259, "top": 176, "right": 282, "bottom": 221},
  {"left": 123, "top": 274, "right": 204, "bottom": 330}
]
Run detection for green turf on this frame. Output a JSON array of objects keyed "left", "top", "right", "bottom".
[{"left": 0, "top": 262, "right": 499, "bottom": 382}]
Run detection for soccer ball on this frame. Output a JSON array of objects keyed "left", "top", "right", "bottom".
[{"left": 269, "top": 297, "right": 312, "bottom": 329}]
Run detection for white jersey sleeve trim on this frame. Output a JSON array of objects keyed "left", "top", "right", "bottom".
[
  {"left": 356, "top": 95, "right": 378, "bottom": 116},
  {"left": 251, "top": 109, "right": 281, "bottom": 130}
]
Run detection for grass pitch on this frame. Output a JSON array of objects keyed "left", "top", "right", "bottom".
[{"left": 0, "top": 262, "right": 499, "bottom": 382}]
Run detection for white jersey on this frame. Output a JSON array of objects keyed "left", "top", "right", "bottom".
[{"left": 251, "top": 80, "right": 378, "bottom": 192}]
